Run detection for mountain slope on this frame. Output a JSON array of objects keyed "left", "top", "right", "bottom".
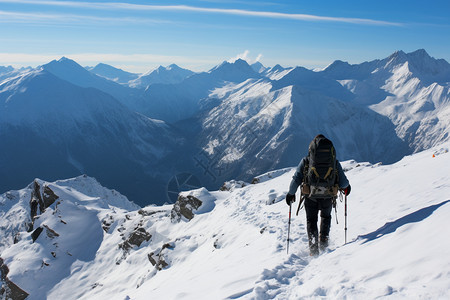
[
  {"left": 42, "top": 57, "right": 143, "bottom": 108},
  {"left": 0, "top": 69, "right": 181, "bottom": 205},
  {"left": 192, "top": 78, "right": 409, "bottom": 187},
  {"left": 86, "top": 63, "right": 139, "bottom": 84},
  {"left": 323, "top": 49, "right": 450, "bottom": 152},
  {"left": 1, "top": 143, "right": 449, "bottom": 299},
  {"left": 140, "top": 59, "right": 261, "bottom": 123},
  {"left": 129, "top": 64, "right": 194, "bottom": 89}
]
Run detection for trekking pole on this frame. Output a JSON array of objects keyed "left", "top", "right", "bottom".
[
  {"left": 296, "top": 195, "right": 304, "bottom": 216},
  {"left": 344, "top": 194, "right": 348, "bottom": 244},
  {"left": 287, "top": 202, "right": 292, "bottom": 254}
]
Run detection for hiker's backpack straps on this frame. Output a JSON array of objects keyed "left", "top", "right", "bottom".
[{"left": 303, "top": 136, "right": 339, "bottom": 198}]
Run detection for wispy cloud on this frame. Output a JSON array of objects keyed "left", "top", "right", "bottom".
[
  {"left": 0, "top": 10, "right": 171, "bottom": 25},
  {"left": 0, "top": 0, "right": 403, "bottom": 26},
  {"left": 228, "top": 50, "right": 263, "bottom": 64}
]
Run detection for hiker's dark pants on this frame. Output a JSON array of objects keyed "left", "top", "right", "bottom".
[{"left": 304, "top": 197, "right": 333, "bottom": 251}]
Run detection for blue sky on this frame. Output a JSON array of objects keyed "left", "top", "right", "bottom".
[{"left": 0, "top": 0, "right": 449, "bottom": 73}]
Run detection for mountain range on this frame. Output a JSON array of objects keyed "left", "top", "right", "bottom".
[{"left": 0, "top": 49, "right": 449, "bottom": 205}]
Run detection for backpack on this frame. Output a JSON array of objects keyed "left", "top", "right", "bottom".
[{"left": 301, "top": 136, "right": 339, "bottom": 198}]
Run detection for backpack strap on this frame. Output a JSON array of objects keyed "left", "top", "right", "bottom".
[
  {"left": 302, "top": 157, "right": 309, "bottom": 183},
  {"left": 323, "top": 167, "right": 333, "bottom": 180}
]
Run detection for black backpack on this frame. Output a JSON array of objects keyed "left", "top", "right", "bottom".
[{"left": 301, "top": 136, "right": 339, "bottom": 198}]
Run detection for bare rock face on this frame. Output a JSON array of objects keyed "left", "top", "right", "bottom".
[
  {"left": 0, "top": 257, "right": 29, "bottom": 300},
  {"left": 29, "top": 181, "right": 59, "bottom": 225},
  {"left": 31, "top": 227, "right": 44, "bottom": 242},
  {"left": 170, "top": 195, "right": 202, "bottom": 222},
  {"left": 42, "top": 185, "right": 59, "bottom": 209}
]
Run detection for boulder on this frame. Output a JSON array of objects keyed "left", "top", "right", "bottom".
[
  {"left": 170, "top": 188, "right": 216, "bottom": 222},
  {"left": 148, "top": 242, "right": 174, "bottom": 270}
]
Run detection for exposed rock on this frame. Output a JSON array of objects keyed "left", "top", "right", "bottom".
[
  {"left": 29, "top": 181, "right": 59, "bottom": 229},
  {"left": 13, "top": 233, "right": 20, "bottom": 244},
  {"left": 251, "top": 168, "right": 292, "bottom": 184},
  {"left": 101, "top": 215, "right": 114, "bottom": 233},
  {"left": 91, "top": 282, "right": 103, "bottom": 289},
  {"left": 147, "top": 242, "right": 174, "bottom": 270},
  {"left": 43, "top": 225, "right": 59, "bottom": 239},
  {"left": 127, "top": 227, "right": 151, "bottom": 248},
  {"left": 0, "top": 258, "right": 29, "bottom": 300},
  {"left": 30, "top": 180, "right": 43, "bottom": 220},
  {"left": 251, "top": 177, "right": 260, "bottom": 184},
  {"left": 117, "top": 227, "right": 152, "bottom": 264},
  {"left": 43, "top": 185, "right": 59, "bottom": 209},
  {"left": 0, "top": 258, "right": 8, "bottom": 281},
  {"left": 170, "top": 194, "right": 203, "bottom": 222},
  {"left": 220, "top": 180, "right": 249, "bottom": 191},
  {"left": 137, "top": 209, "right": 163, "bottom": 216},
  {"left": 31, "top": 227, "right": 43, "bottom": 242},
  {"left": 31, "top": 225, "right": 59, "bottom": 242}
]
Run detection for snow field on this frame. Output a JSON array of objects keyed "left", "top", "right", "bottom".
[{"left": 1, "top": 143, "right": 449, "bottom": 299}]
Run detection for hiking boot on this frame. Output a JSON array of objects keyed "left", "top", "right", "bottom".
[
  {"left": 309, "top": 243, "right": 319, "bottom": 257},
  {"left": 319, "top": 235, "right": 329, "bottom": 252}
]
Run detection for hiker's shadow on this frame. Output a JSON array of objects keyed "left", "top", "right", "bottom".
[{"left": 358, "top": 199, "right": 450, "bottom": 244}]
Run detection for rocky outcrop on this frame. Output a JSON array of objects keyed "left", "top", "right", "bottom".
[
  {"left": 170, "top": 195, "right": 202, "bottom": 222},
  {"left": 0, "top": 257, "right": 29, "bottom": 300},
  {"left": 220, "top": 180, "right": 248, "bottom": 191},
  {"left": 148, "top": 242, "right": 174, "bottom": 271},
  {"left": 117, "top": 227, "right": 152, "bottom": 264},
  {"left": 31, "top": 225, "right": 60, "bottom": 243},
  {"left": 101, "top": 215, "right": 114, "bottom": 233},
  {"left": 29, "top": 181, "right": 59, "bottom": 227},
  {"left": 42, "top": 185, "right": 59, "bottom": 209}
]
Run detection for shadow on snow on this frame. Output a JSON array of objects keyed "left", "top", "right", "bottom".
[{"left": 358, "top": 200, "right": 450, "bottom": 244}]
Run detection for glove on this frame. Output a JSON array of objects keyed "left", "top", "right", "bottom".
[
  {"left": 286, "top": 193, "right": 295, "bottom": 205},
  {"left": 344, "top": 184, "right": 351, "bottom": 196}
]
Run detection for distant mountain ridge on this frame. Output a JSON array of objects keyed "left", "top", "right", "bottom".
[
  {"left": 1, "top": 49, "right": 449, "bottom": 205},
  {"left": 321, "top": 49, "right": 450, "bottom": 151},
  {"left": 129, "top": 64, "right": 194, "bottom": 89},
  {"left": 0, "top": 68, "right": 181, "bottom": 206},
  {"left": 86, "top": 63, "right": 139, "bottom": 84}
]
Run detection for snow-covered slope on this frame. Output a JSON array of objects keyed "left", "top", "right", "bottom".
[
  {"left": 129, "top": 64, "right": 194, "bottom": 89},
  {"left": 0, "top": 69, "right": 181, "bottom": 206},
  {"left": 251, "top": 61, "right": 267, "bottom": 74},
  {"left": 192, "top": 77, "right": 408, "bottom": 186},
  {"left": 323, "top": 49, "right": 450, "bottom": 152},
  {"left": 0, "top": 66, "right": 14, "bottom": 76},
  {"left": 140, "top": 59, "right": 261, "bottom": 123},
  {"left": 0, "top": 66, "right": 32, "bottom": 82},
  {"left": 263, "top": 64, "right": 293, "bottom": 80},
  {"left": 1, "top": 143, "right": 449, "bottom": 299},
  {"left": 42, "top": 57, "right": 143, "bottom": 108},
  {"left": 86, "top": 63, "right": 139, "bottom": 85}
]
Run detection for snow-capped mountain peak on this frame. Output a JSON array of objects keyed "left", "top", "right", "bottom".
[
  {"left": 251, "top": 61, "right": 266, "bottom": 73},
  {"left": 128, "top": 64, "right": 194, "bottom": 89},
  {"left": 208, "top": 59, "right": 261, "bottom": 82}
]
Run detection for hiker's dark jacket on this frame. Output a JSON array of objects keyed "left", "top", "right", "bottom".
[{"left": 288, "top": 157, "right": 349, "bottom": 195}]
